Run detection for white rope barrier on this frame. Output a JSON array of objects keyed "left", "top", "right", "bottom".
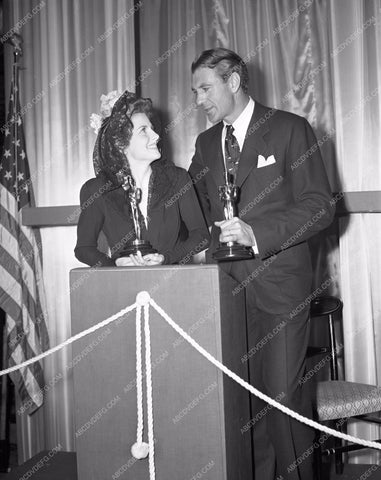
[
  {"left": 148, "top": 296, "right": 381, "bottom": 452},
  {"left": 1, "top": 290, "right": 380, "bottom": 463},
  {"left": 0, "top": 302, "right": 137, "bottom": 377},
  {"left": 130, "top": 303, "right": 148, "bottom": 459},
  {"left": 144, "top": 301, "right": 156, "bottom": 479},
  {"left": 130, "top": 294, "right": 155, "bottom": 480}
]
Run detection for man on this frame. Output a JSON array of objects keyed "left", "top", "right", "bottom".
[{"left": 189, "top": 48, "right": 335, "bottom": 480}]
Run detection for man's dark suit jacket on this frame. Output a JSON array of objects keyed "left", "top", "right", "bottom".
[{"left": 189, "top": 102, "right": 335, "bottom": 314}]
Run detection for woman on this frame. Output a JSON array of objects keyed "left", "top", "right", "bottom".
[{"left": 75, "top": 90, "right": 209, "bottom": 267}]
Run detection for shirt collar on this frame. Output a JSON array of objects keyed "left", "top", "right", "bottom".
[{"left": 223, "top": 97, "right": 255, "bottom": 150}]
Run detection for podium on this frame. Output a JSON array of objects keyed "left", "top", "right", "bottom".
[{"left": 70, "top": 265, "right": 252, "bottom": 479}]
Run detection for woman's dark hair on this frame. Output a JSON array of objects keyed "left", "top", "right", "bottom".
[
  {"left": 191, "top": 48, "right": 249, "bottom": 94},
  {"left": 93, "top": 91, "right": 154, "bottom": 186}
]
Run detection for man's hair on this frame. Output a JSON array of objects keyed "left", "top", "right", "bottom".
[{"left": 191, "top": 48, "right": 249, "bottom": 94}]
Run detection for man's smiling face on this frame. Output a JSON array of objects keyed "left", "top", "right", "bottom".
[{"left": 191, "top": 67, "right": 235, "bottom": 124}]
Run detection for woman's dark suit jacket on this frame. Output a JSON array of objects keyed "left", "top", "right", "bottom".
[{"left": 75, "top": 160, "right": 209, "bottom": 267}]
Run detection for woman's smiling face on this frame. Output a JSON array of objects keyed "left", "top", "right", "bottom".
[{"left": 125, "top": 113, "right": 160, "bottom": 164}]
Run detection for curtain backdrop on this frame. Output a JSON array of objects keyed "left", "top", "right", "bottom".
[
  {"left": 330, "top": 0, "right": 381, "bottom": 464},
  {"left": 140, "top": 0, "right": 381, "bottom": 464},
  {"left": 2, "top": 0, "right": 381, "bottom": 466},
  {"left": 140, "top": 0, "right": 341, "bottom": 292},
  {"left": 3, "top": 0, "right": 136, "bottom": 462}
]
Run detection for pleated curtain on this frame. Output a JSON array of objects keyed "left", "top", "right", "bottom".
[{"left": 2, "top": 0, "right": 381, "bottom": 466}]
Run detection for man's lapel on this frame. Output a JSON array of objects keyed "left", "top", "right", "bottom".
[
  {"left": 236, "top": 102, "right": 270, "bottom": 188},
  {"left": 207, "top": 122, "right": 226, "bottom": 188}
]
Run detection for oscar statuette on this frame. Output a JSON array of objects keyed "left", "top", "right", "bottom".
[
  {"left": 213, "top": 125, "right": 255, "bottom": 262},
  {"left": 213, "top": 179, "right": 254, "bottom": 261},
  {"left": 117, "top": 173, "right": 157, "bottom": 258}
]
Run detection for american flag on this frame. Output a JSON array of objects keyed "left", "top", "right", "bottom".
[{"left": 0, "top": 66, "right": 49, "bottom": 413}]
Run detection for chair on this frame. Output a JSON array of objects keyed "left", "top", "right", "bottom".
[{"left": 307, "top": 296, "right": 381, "bottom": 478}]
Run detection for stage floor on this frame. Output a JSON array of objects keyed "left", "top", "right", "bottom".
[
  {"left": 0, "top": 451, "right": 380, "bottom": 480},
  {"left": 0, "top": 451, "right": 76, "bottom": 480}
]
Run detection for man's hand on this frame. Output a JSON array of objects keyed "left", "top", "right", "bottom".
[
  {"left": 142, "top": 253, "right": 165, "bottom": 265},
  {"left": 214, "top": 217, "right": 255, "bottom": 246},
  {"left": 115, "top": 251, "right": 164, "bottom": 267}
]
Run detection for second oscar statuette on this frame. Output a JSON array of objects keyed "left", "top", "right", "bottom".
[{"left": 213, "top": 181, "right": 254, "bottom": 262}]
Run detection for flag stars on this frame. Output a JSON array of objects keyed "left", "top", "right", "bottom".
[
  {"left": 4, "top": 171, "right": 12, "bottom": 181},
  {"left": 17, "top": 172, "right": 24, "bottom": 181},
  {"left": 3, "top": 149, "right": 11, "bottom": 158},
  {"left": 4, "top": 127, "right": 10, "bottom": 136},
  {"left": 12, "top": 139, "right": 21, "bottom": 147},
  {"left": 20, "top": 150, "right": 26, "bottom": 160}
]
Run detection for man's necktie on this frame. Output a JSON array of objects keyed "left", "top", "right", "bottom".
[{"left": 224, "top": 125, "right": 240, "bottom": 182}]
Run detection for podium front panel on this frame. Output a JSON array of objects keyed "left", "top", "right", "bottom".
[{"left": 70, "top": 265, "right": 252, "bottom": 479}]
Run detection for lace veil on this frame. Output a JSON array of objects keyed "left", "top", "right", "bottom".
[{"left": 92, "top": 90, "right": 154, "bottom": 189}]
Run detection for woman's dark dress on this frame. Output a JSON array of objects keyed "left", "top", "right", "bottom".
[{"left": 75, "top": 160, "right": 209, "bottom": 266}]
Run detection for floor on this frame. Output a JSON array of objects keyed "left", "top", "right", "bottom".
[
  {"left": 0, "top": 405, "right": 379, "bottom": 480},
  {"left": 323, "top": 462, "right": 381, "bottom": 479},
  {"left": 2, "top": 406, "right": 380, "bottom": 479},
  {"left": 0, "top": 455, "right": 380, "bottom": 479}
]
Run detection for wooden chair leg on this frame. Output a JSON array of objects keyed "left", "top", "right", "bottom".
[
  {"left": 334, "top": 437, "right": 344, "bottom": 475},
  {"left": 314, "top": 441, "right": 323, "bottom": 480},
  {"left": 334, "top": 419, "right": 346, "bottom": 475}
]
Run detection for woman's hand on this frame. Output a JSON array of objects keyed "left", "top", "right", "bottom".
[
  {"left": 115, "top": 251, "right": 164, "bottom": 267},
  {"left": 115, "top": 256, "right": 135, "bottom": 267}
]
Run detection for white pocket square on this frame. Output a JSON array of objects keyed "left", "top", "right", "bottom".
[{"left": 257, "top": 154, "right": 276, "bottom": 168}]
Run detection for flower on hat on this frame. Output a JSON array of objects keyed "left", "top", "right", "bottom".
[{"left": 90, "top": 90, "right": 123, "bottom": 134}]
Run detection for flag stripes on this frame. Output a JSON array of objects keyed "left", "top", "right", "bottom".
[{"left": 0, "top": 69, "right": 49, "bottom": 413}]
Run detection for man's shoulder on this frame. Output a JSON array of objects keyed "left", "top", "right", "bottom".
[
  {"left": 255, "top": 101, "right": 307, "bottom": 124},
  {"left": 196, "top": 122, "right": 223, "bottom": 144}
]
